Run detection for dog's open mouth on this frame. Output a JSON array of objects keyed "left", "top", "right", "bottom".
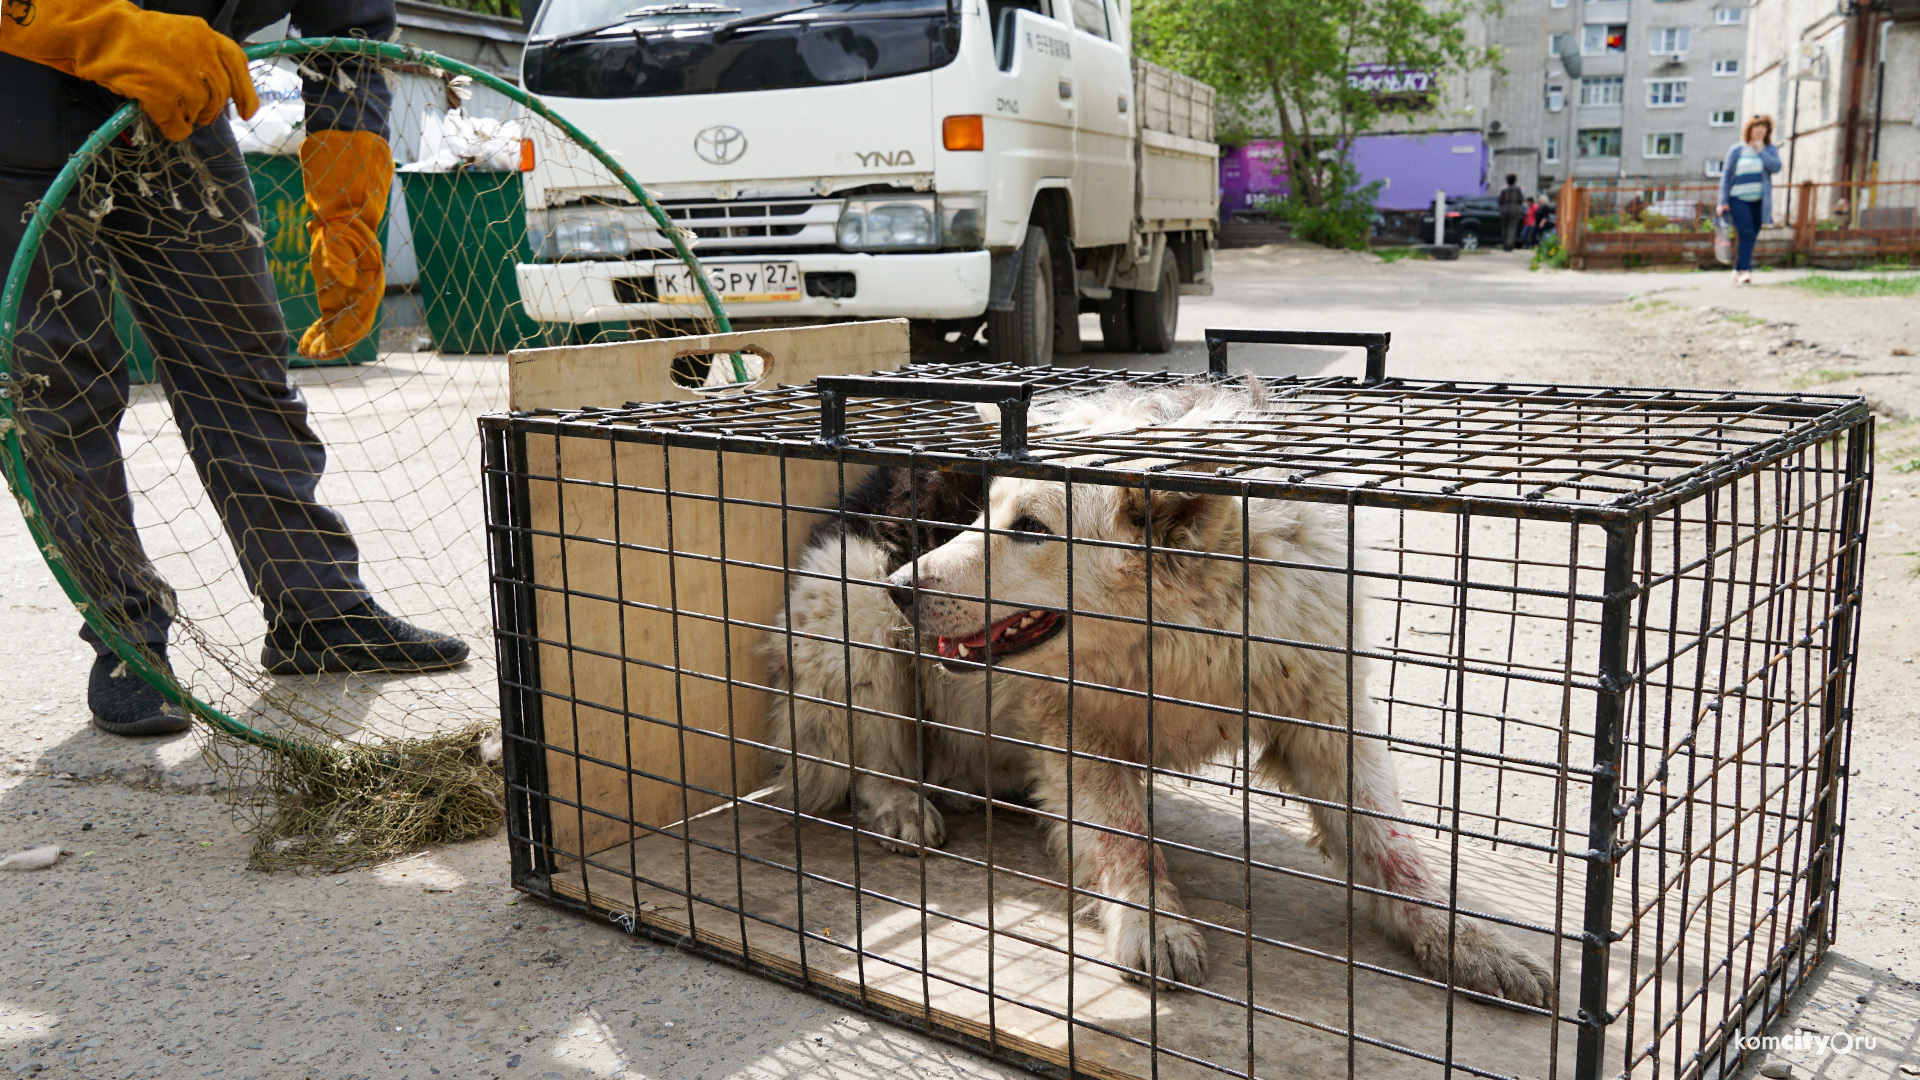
[{"left": 933, "top": 608, "right": 1063, "bottom": 669}]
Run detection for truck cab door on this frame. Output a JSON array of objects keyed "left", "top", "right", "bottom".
[
  {"left": 1063, "top": 0, "right": 1134, "bottom": 247},
  {"left": 987, "top": 3, "right": 1078, "bottom": 248}
]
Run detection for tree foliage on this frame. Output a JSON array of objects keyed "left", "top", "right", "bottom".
[
  {"left": 1136, "top": 0, "right": 1497, "bottom": 213},
  {"left": 422, "top": 0, "right": 524, "bottom": 20}
]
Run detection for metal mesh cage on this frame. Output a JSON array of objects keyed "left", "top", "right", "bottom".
[{"left": 480, "top": 333, "right": 1870, "bottom": 1080}]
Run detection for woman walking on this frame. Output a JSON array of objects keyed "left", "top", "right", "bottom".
[{"left": 1717, "top": 116, "right": 1783, "bottom": 285}]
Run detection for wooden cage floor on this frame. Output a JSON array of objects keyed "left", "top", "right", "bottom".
[{"left": 545, "top": 778, "right": 1756, "bottom": 1080}]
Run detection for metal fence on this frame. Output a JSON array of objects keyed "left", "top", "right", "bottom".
[
  {"left": 483, "top": 332, "right": 1871, "bottom": 1080},
  {"left": 1560, "top": 178, "right": 1920, "bottom": 268}
]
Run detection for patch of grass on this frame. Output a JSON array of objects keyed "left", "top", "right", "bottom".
[
  {"left": 1374, "top": 246, "right": 1417, "bottom": 263},
  {"left": 1790, "top": 368, "right": 1863, "bottom": 388},
  {"left": 1630, "top": 297, "right": 1677, "bottom": 313},
  {"left": 1866, "top": 258, "right": 1913, "bottom": 271},
  {"left": 1720, "top": 310, "right": 1767, "bottom": 329},
  {"left": 1895, "top": 458, "right": 1920, "bottom": 473},
  {"left": 1787, "top": 274, "right": 1920, "bottom": 297}
]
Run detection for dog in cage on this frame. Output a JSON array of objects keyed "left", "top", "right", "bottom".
[{"left": 764, "top": 380, "right": 1553, "bottom": 1006}]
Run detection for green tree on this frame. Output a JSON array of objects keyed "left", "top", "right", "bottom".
[
  {"left": 1137, "top": 0, "right": 1498, "bottom": 239},
  {"left": 423, "top": 0, "right": 524, "bottom": 19}
]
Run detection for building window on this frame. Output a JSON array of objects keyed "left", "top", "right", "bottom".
[
  {"left": 1548, "top": 86, "right": 1566, "bottom": 111},
  {"left": 1552, "top": 0, "right": 1568, "bottom": 7},
  {"left": 1713, "top": 59, "right": 1741, "bottom": 76},
  {"left": 1583, "top": 24, "right": 1627, "bottom": 55},
  {"left": 1647, "top": 79, "right": 1689, "bottom": 107},
  {"left": 1545, "top": 136, "right": 1563, "bottom": 164},
  {"left": 1549, "top": 32, "right": 1569, "bottom": 58},
  {"left": 1649, "top": 27, "right": 1692, "bottom": 55},
  {"left": 1704, "top": 158, "right": 1725, "bottom": 178},
  {"left": 1715, "top": 6, "right": 1745, "bottom": 24},
  {"left": 1710, "top": 109, "right": 1737, "bottom": 126},
  {"left": 1645, "top": 132, "right": 1685, "bottom": 158},
  {"left": 1578, "top": 128, "right": 1623, "bottom": 158},
  {"left": 1580, "top": 76, "right": 1625, "bottom": 106}
]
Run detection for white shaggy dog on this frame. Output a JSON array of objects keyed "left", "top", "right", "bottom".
[{"left": 766, "top": 380, "right": 1552, "bottom": 1006}]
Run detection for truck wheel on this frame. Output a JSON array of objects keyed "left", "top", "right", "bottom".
[
  {"left": 1129, "top": 253, "right": 1179, "bottom": 353},
  {"left": 988, "top": 225, "right": 1053, "bottom": 367},
  {"left": 1098, "top": 291, "right": 1135, "bottom": 352}
]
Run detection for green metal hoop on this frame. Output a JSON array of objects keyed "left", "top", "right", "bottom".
[{"left": 0, "top": 37, "right": 731, "bottom": 752}]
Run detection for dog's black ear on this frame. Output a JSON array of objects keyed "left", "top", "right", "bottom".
[{"left": 1117, "top": 486, "right": 1230, "bottom": 551}]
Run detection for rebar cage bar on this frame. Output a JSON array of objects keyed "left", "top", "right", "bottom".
[{"left": 480, "top": 352, "right": 1870, "bottom": 1080}]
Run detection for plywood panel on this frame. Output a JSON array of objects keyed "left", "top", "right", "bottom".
[
  {"left": 512, "top": 320, "right": 907, "bottom": 859},
  {"left": 550, "top": 778, "right": 1726, "bottom": 1080}
]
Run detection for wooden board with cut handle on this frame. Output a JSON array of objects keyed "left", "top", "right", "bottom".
[{"left": 509, "top": 320, "right": 909, "bottom": 861}]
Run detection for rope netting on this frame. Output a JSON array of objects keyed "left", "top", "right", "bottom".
[{"left": 0, "top": 39, "right": 726, "bottom": 870}]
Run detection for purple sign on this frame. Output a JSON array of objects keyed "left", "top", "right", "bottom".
[
  {"left": 1219, "top": 132, "right": 1487, "bottom": 216},
  {"left": 1219, "top": 140, "right": 1289, "bottom": 219},
  {"left": 1350, "top": 132, "right": 1488, "bottom": 210},
  {"left": 1347, "top": 64, "right": 1437, "bottom": 97}
]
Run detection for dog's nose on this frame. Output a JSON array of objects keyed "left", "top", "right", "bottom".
[{"left": 886, "top": 580, "right": 917, "bottom": 614}]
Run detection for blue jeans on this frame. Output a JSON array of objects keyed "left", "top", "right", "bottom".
[{"left": 1728, "top": 197, "right": 1762, "bottom": 272}]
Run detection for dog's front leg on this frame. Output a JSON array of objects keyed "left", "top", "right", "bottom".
[
  {"left": 1274, "top": 734, "right": 1553, "bottom": 1007},
  {"left": 1032, "top": 748, "right": 1209, "bottom": 987}
]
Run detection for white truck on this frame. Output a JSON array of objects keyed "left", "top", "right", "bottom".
[{"left": 514, "top": 0, "right": 1217, "bottom": 364}]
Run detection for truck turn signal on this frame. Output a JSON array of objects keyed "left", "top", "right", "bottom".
[{"left": 942, "top": 115, "right": 984, "bottom": 152}]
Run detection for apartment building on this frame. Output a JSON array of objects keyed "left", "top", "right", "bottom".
[
  {"left": 1742, "top": 0, "right": 1918, "bottom": 192},
  {"left": 1485, "top": 0, "right": 1753, "bottom": 194}
]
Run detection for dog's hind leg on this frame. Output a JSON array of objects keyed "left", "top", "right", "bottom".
[
  {"left": 1261, "top": 720, "right": 1553, "bottom": 1008},
  {"left": 1032, "top": 741, "right": 1209, "bottom": 988}
]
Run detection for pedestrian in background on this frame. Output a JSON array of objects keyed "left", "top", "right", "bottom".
[
  {"left": 1519, "top": 197, "right": 1540, "bottom": 248},
  {"left": 1498, "top": 174, "right": 1525, "bottom": 251},
  {"left": 1717, "top": 116, "right": 1782, "bottom": 286}
]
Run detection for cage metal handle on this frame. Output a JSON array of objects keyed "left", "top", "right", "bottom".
[
  {"left": 815, "top": 376, "right": 1037, "bottom": 459},
  {"left": 1204, "top": 328, "right": 1391, "bottom": 386}
]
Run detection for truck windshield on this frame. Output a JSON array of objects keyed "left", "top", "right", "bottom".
[{"left": 526, "top": 0, "right": 958, "bottom": 99}]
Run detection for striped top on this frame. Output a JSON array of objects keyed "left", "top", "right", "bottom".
[{"left": 1728, "top": 147, "right": 1766, "bottom": 201}]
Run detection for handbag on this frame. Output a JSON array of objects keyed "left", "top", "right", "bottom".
[{"left": 1713, "top": 214, "right": 1734, "bottom": 266}]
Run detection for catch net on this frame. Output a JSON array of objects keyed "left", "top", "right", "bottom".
[{"left": 0, "top": 39, "right": 727, "bottom": 870}]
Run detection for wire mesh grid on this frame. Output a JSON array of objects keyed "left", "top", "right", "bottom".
[{"left": 481, "top": 354, "right": 1870, "bottom": 1080}]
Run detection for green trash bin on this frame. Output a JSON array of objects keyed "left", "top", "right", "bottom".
[
  {"left": 115, "top": 153, "right": 381, "bottom": 382},
  {"left": 249, "top": 152, "right": 381, "bottom": 368},
  {"left": 400, "top": 169, "right": 621, "bottom": 355}
]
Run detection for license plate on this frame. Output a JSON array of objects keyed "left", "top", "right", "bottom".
[{"left": 653, "top": 261, "right": 801, "bottom": 304}]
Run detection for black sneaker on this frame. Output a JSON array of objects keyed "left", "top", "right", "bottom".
[
  {"left": 261, "top": 599, "right": 470, "bottom": 675},
  {"left": 88, "top": 650, "right": 192, "bottom": 737}
]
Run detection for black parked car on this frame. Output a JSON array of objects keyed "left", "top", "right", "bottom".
[{"left": 1419, "top": 195, "right": 1504, "bottom": 249}]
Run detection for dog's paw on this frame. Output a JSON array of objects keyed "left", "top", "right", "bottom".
[
  {"left": 1107, "top": 904, "right": 1209, "bottom": 988},
  {"left": 1424, "top": 922, "right": 1554, "bottom": 1008},
  {"left": 859, "top": 792, "right": 947, "bottom": 854}
]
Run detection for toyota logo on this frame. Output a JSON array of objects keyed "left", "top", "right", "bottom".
[{"left": 693, "top": 125, "right": 747, "bottom": 165}]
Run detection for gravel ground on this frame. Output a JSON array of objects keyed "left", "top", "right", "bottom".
[{"left": 4, "top": 247, "right": 1918, "bottom": 1079}]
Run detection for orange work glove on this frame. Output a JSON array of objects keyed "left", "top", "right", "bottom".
[
  {"left": 297, "top": 130, "right": 393, "bottom": 361},
  {"left": 0, "top": 0, "right": 258, "bottom": 141}
]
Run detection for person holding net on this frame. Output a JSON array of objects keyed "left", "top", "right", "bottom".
[{"left": 1, "top": 0, "right": 468, "bottom": 737}]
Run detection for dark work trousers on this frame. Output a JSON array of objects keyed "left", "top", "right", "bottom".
[
  {"left": 1727, "top": 197, "right": 1762, "bottom": 272},
  {"left": 1501, "top": 210, "right": 1522, "bottom": 251},
  {"left": 1, "top": 133, "right": 370, "bottom": 657}
]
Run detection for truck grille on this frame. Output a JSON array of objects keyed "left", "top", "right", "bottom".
[{"left": 647, "top": 198, "right": 843, "bottom": 250}]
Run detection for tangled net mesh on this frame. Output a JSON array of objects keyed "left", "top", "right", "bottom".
[{"left": 1, "top": 41, "right": 721, "bottom": 870}]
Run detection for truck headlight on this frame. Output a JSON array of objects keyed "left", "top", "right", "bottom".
[
  {"left": 835, "top": 193, "right": 987, "bottom": 251},
  {"left": 937, "top": 192, "right": 985, "bottom": 249},
  {"left": 836, "top": 195, "right": 938, "bottom": 250},
  {"left": 531, "top": 211, "right": 632, "bottom": 261}
]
